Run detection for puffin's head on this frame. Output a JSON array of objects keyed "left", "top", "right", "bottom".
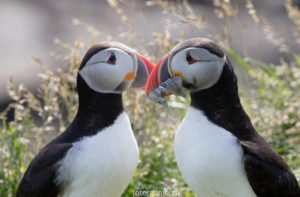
[
  {"left": 78, "top": 42, "right": 154, "bottom": 94},
  {"left": 146, "top": 38, "right": 233, "bottom": 102}
]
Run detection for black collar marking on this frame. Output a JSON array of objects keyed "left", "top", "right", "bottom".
[{"left": 53, "top": 74, "right": 124, "bottom": 144}]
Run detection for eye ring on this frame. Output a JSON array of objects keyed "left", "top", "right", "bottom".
[
  {"left": 107, "top": 53, "right": 117, "bottom": 64},
  {"left": 186, "top": 52, "right": 196, "bottom": 64}
]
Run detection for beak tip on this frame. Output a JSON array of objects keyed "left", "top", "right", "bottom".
[{"left": 145, "top": 66, "right": 158, "bottom": 96}]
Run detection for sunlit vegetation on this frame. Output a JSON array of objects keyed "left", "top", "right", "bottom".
[{"left": 0, "top": 0, "right": 299, "bottom": 196}]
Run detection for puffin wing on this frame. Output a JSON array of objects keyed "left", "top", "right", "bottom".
[
  {"left": 240, "top": 140, "right": 300, "bottom": 197},
  {"left": 16, "top": 143, "right": 72, "bottom": 197}
]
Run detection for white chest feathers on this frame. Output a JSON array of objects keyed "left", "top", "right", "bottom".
[
  {"left": 56, "top": 112, "right": 139, "bottom": 197},
  {"left": 174, "top": 107, "right": 256, "bottom": 197}
]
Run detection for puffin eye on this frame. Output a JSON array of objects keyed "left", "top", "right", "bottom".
[
  {"left": 107, "top": 53, "right": 117, "bottom": 64},
  {"left": 186, "top": 53, "right": 196, "bottom": 64}
]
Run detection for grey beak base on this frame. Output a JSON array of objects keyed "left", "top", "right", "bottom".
[{"left": 131, "top": 57, "right": 148, "bottom": 89}]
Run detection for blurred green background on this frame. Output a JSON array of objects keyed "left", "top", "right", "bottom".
[{"left": 0, "top": 0, "right": 299, "bottom": 196}]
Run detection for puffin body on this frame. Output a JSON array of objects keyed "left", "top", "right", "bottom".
[
  {"left": 146, "top": 38, "right": 300, "bottom": 197},
  {"left": 16, "top": 42, "right": 154, "bottom": 197},
  {"left": 175, "top": 107, "right": 256, "bottom": 197},
  {"left": 56, "top": 112, "right": 138, "bottom": 197}
]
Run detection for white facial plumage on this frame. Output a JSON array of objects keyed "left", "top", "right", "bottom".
[
  {"left": 79, "top": 48, "right": 136, "bottom": 93},
  {"left": 169, "top": 47, "right": 225, "bottom": 91}
]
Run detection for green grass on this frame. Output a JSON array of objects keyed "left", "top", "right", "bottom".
[{"left": 0, "top": 0, "right": 300, "bottom": 196}]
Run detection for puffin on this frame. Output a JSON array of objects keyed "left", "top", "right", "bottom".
[
  {"left": 16, "top": 42, "right": 154, "bottom": 197},
  {"left": 146, "top": 38, "right": 300, "bottom": 197}
]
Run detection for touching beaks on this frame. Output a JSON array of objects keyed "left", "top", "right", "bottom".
[
  {"left": 146, "top": 54, "right": 187, "bottom": 103},
  {"left": 130, "top": 54, "right": 154, "bottom": 89},
  {"left": 146, "top": 55, "right": 171, "bottom": 96}
]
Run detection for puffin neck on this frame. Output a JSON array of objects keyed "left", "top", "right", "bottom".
[
  {"left": 52, "top": 74, "right": 124, "bottom": 144},
  {"left": 77, "top": 74, "right": 123, "bottom": 114},
  {"left": 190, "top": 63, "right": 256, "bottom": 140},
  {"left": 77, "top": 91, "right": 123, "bottom": 116}
]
